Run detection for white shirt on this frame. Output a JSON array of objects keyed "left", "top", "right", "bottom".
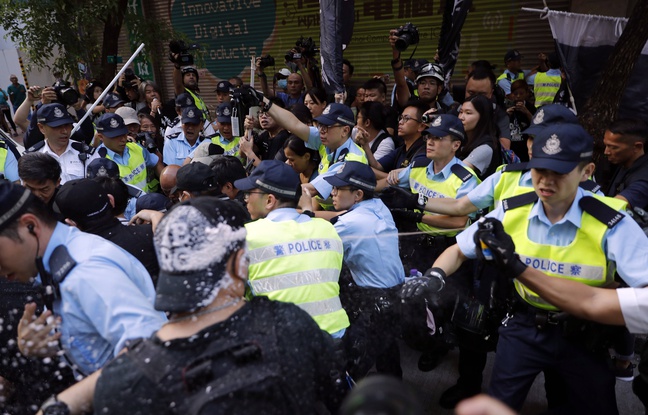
[
  {"left": 617, "top": 288, "right": 648, "bottom": 334},
  {"left": 39, "top": 139, "right": 99, "bottom": 184}
]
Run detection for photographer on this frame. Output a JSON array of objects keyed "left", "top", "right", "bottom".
[
  {"left": 19, "top": 84, "right": 94, "bottom": 149},
  {"left": 505, "top": 80, "right": 536, "bottom": 162},
  {"left": 257, "top": 57, "right": 308, "bottom": 107},
  {"left": 116, "top": 68, "right": 145, "bottom": 112},
  {"left": 171, "top": 48, "right": 209, "bottom": 121}
]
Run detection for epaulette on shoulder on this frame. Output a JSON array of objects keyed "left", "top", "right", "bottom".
[
  {"left": 501, "top": 162, "right": 528, "bottom": 173},
  {"left": 501, "top": 191, "right": 538, "bottom": 211},
  {"left": 579, "top": 196, "right": 625, "bottom": 228},
  {"left": 451, "top": 164, "right": 474, "bottom": 183},
  {"left": 579, "top": 180, "right": 601, "bottom": 194},
  {"left": 48, "top": 245, "right": 77, "bottom": 285},
  {"left": 26, "top": 141, "right": 46, "bottom": 153},
  {"left": 166, "top": 132, "right": 181, "bottom": 140}
]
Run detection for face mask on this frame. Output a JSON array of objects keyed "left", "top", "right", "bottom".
[{"left": 277, "top": 79, "right": 288, "bottom": 89}]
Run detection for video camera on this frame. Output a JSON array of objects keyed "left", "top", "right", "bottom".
[
  {"left": 258, "top": 55, "right": 275, "bottom": 69},
  {"left": 136, "top": 131, "right": 158, "bottom": 153},
  {"left": 169, "top": 40, "right": 200, "bottom": 66},
  {"left": 53, "top": 80, "right": 80, "bottom": 106},
  {"left": 395, "top": 23, "right": 420, "bottom": 52},
  {"left": 285, "top": 37, "right": 319, "bottom": 62}
]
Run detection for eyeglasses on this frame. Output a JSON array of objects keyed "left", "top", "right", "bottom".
[
  {"left": 331, "top": 186, "right": 356, "bottom": 195},
  {"left": 259, "top": 111, "right": 270, "bottom": 117},
  {"left": 318, "top": 124, "right": 345, "bottom": 133},
  {"left": 243, "top": 190, "right": 266, "bottom": 201},
  {"left": 398, "top": 115, "right": 422, "bottom": 124}
]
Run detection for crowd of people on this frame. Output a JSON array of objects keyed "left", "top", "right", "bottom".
[{"left": 0, "top": 25, "right": 647, "bottom": 415}]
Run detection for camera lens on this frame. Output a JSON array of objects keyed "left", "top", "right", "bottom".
[{"left": 395, "top": 34, "right": 412, "bottom": 52}]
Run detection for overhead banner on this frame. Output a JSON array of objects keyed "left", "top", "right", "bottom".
[
  {"left": 547, "top": 10, "right": 648, "bottom": 119},
  {"left": 437, "top": 0, "right": 472, "bottom": 87}
]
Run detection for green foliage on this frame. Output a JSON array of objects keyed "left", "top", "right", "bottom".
[{"left": 0, "top": 0, "right": 184, "bottom": 80}]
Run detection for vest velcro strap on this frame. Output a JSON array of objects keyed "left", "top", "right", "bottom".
[
  {"left": 297, "top": 296, "right": 343, "bottom": 317},
  {"left": 579, "top": 180, "right": 601, "bottom": 194},
  {"left": 248, "top": 268, "right": 340, "bottom": 295},
  {"left": 502, "top": 191, "right": 538, "bottom": 211},
  {"left": 579, "top": 196, "right": 625, "bottom": 228},
  {"left": 451, "top": 164, "right": 474, "bottom": 183},
  {"left": 502, "top": 162, "right": 529, "bottom": 173}
]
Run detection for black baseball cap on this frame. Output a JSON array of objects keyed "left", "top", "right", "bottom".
[
  {"left": 234, "top": 160, "right": 301, "bottom": 200},
  {"left": 216, "top": 103, "right": 232, "bottom": 123},
  {"left": 215, "top": 80, "right": 232, "bottom": 93},
  {"left": 424, "top": 114, "right": 466, "bottom": 142},
  {"left": 314, "top": 103, "right": 355, "bottom": 127},
  {"left": 136, "top": 193, "right": 170, "bottom": 213},
  {"left": 96, "top": 113, "right": 128, "bottom": 138},
  {"left": 103, "top": 93, "right": 125, "bottom": 109},
  {"left": 175, "top": 92, "right": 194, "bottom": 108},
  {"left": 54, "top": 179, "right": 111, "bottom": 225},
  {"left": 172, "top": 163, "right": 218, "bottom": 193},
  {"left": 504, "top": 49, "right": 523, "bottom": 62},
  {"left": 526, "top": 124, "right": 594, "bottom": 174},
  {"left": 153, "top": 197, "right": 247, "bottom": 312},
  {"left": 323, "top": 161, "right": 376, "bottom": 192},
  {"left": 37, "top": 103, "right": 74, "bottom": 127}
]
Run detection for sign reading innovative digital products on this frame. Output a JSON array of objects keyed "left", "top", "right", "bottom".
[{"left": 170, "top": 0, "right": 275, "bottom": 80}]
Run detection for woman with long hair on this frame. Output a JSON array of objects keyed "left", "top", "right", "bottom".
[
  {"left": 457, "top": 94, "right": 502, "bottom": 179},
  {"left": 283, "top": 135, "right": 320, "bottom": 184}
]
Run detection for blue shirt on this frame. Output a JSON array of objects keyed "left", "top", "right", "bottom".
[
  {"left": 333, "top": 199, "right": 405, "bottom": 288},
  {"left": 276, "top": 91, "right": 305, "bottom": 107},
  {"left": 42, "top": 223, "right": 165, "bottom": 374},
  {"left": 467, "top": 170, "right": 533, "bottom": 210},
  {"left": 456, "top": 188, "right": 648, "bottom": 288},
  {"left": 308, "top": 129, "right": 366, "bottom": 199},
  {"left": 1, "top": 148, "right": 19, "bottom": 181},
  {"left": 396, "top": 157, "right": 479, "bottom": 201},
  {"left": 97, "top": 143, "right": 159, "bottom": 168},
  {"left": 163, "top": 133, "right": 203, "bottom": 165}
]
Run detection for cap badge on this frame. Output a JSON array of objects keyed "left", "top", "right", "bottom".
[
  {"left": 97, "top": 166, "right": 108, "bottom": 177},
  {"left": 223, "top": 107, "right": 230, "bottom": 116},
  {"left": 323, "top": 105, "right": 331, "bottom": 115},
  {"left": 542, "top": 134, "right": 562, "bottom": 155},
  {"left": 337, "top": 162, "right": 346, "bottom": 174},
  {"left": 533, "top": 109, "right": 544, "bottom": 125},
  {"left": 53, "top": 107, "right": 64, "bottom": 118},
  {"left": 187, "top": 110, "right": 195, "bottom": 118},
  {"left": 109, "top": 118, "right": 119, "bottom": 128},
  {"left": 432, "top": 116, "right": 442, "bottom": 127},
  {"left": 185, "top": 98, "right": 192, "bottom": 105}
]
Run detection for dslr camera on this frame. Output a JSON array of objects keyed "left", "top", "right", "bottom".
[
  {"left": 169, "top": 40, "right": 200, "bottom": 66},
  {"left": 394, "top": 23, "right": 420, "bottom": 52},
  {"left": 136, "top": 131, "right": 157, "bottom": 153},
  {"left": 53, "top": 80, "right": 80, "bottom": 106},
  {"left": 258, "top": 55, "right": 275, "bottom": 69}
]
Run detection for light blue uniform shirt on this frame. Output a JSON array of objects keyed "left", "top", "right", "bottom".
[
  {"left": 396, "top": 157, "right": 479, "bottom": 202},
  {"left": 467, "top": 170, "right": 533, "bottom": 210},
  {"left": 334, "top": 198, "right": 405, "bottom": 288},
  {"left": 42, "top": 223, "right": 165, "bottom": 374},
  {"left": 307, "top": 127, "right": 365, "bottom": 199},
  {"left": 163, "top": 132, "right": 203, "bottom": 165},
  {"left": 97, "top": 143, "right": 159, "bottom": 168},
  {"left": 2, "top": 148, "right": 19, "bottom": 181},
  {"left": 457, "top": 188, "right": 648, "bottom": 288}
]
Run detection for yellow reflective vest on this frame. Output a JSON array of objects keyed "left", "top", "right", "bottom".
[
  {"left": 503, "top": 194, "right": 627, "bottom": 310},
  {"left": 245, "top": 216, "right": 350, "bottom": 335},
  {"left": 186, "top": 89, "right": 210, "bottom": 120},
  {"left": 533, "top": 72, "right": 561, "bottom": 106},
  {"left": 409, "top": 162, "right": 479, "bottom": 236},
  {"left": 0, "top": 146, "right": 7, "bottom": 177},
  {"left": 105, "top": 143, "right": 148, "bottom": 190},
  {"left": 210, "top": 135, "right": 242, "bottom": 160},
  {"left": 316, "top": 139, "right": 368, "bottom": 210}
]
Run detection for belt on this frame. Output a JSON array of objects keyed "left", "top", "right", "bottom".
[{"left": 516, "top": 301, "right": 569, "bottom": 330}]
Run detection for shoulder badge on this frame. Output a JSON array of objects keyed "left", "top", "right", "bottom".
[
  {"left": 336, "top": 148, "right": 349, "bottom": 163},
  {"left": 48, "top": 245, "right": 77, "bottom": 285},
  {"left": 579, "top": 196, "right": 625, "bottom": 228},
  {"left": 450, "top": 164, "right": 474, "bottom": 183}
]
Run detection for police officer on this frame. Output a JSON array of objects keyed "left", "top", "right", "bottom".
[
  {"left": 0, "top": 182, "right": 165, "bottom": 376},
  {"left": 27, "top": 103, "right": 99, "bottom": 184},
  {"left": 95, "top": 113, "right": 164, "bottom": 191},
  {"left": 0, "top": 137, "right": 19, "bottom": 182},
  {"left": 187, "top": 103, "right": 242, "bottom": 163},
  {"left": 172, "top": 65, "right": 210, "bottom": 121},
  {"left": 234, "top": 160, "right": 350, "bottom": 338},
  {"left": 163, "top": 107, "right": 205, "bottom": 166},
  {"left": 496, "top": 50, "right": 525, "bottom": 96},
  {"left": 406, "top": 123, "right": 648, "bottom": 414},
  {"left": 379, "top": 114, "right": 479, "bottom": 272},
  {"left": 323, "top": 161, "right": 405, "bottom": 378}
]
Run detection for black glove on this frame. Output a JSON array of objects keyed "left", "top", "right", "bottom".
[
  {"left": 380, "top": 186, "right": 426, "bottom": 210},
  {"left": 473, "top": 217, "right": 527, "bottom": 278},
  {"left": 400, "top": 267, "right": 446, "bottom": 299},
  {"left": 389, "top": 209, "right": 424, "bottom": 224},
  {"left": 235, "top": 85, "right": 264, "bottom": 108}
]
